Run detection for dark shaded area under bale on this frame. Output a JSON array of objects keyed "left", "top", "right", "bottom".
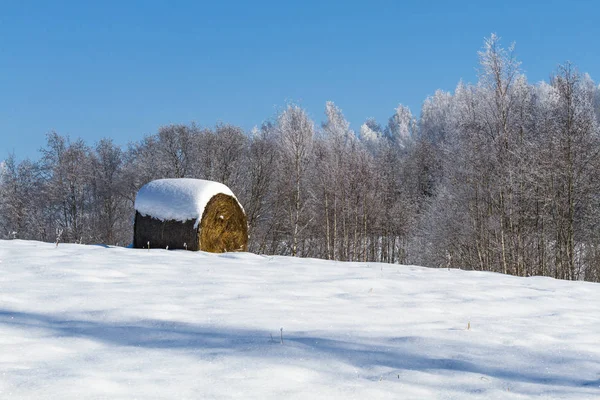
[{"left": 133, "top": 193, "right": 248, "bottom": 253}]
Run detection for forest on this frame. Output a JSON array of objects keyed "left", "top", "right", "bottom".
[{"left": 2, "top": 35, "right": 600, "bottom": 281}]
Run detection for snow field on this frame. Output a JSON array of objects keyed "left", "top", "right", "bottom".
[{"left": 0, "top": 240, "right": 599, "bottom": 399}]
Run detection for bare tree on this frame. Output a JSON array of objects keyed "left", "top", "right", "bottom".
[
  {"left": 277, "top": 104, "right": 314, "bottom": 256},
  {"left": 91, "top": 139, "right": 130, "bottom": 245}
]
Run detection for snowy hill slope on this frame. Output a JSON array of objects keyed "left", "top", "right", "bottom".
[{"left": 0, "top": 240, "right": 599, "bottom": 399}]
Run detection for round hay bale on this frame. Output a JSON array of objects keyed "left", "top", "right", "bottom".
[
  {"left": 133, "top": 178, "right": 248, "bottom": 252},
  {"left": 199, "top": 193, "right": 248, "bottom": 252}
]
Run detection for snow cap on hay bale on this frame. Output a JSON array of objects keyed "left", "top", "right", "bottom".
[{"left": 133, "top": 178, "right": 248, "bottom": 252}]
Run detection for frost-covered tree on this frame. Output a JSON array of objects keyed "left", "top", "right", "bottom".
[
  {"left": 359, "top": 119, "right": 382, "bottom": 147},
  {"left": 210, "top": 123, "right": 248, "bottom": 188},
  {"left": 545, "top": 63, "right": 600, "bottom": 280},
  {"left": 40, "top": 132, "right": 94, "bottom": 243},
  {"left": 0, "top": 155, "right": 42, "bottom": 239},
  {"left": 314, "top": 101, "right": 358, "bottom": 260},
  {"left": 277, "top": 104, "right": 314, "bottom": 256},
  {"left": 243, "top": 123, "right": 278, "bottom": 253},
  {"left": 156, "top": 124, "right": 194, "bottom": 178},
  {"left": 91, "top": 139, "right": 130, "bottom": 245},
  {"left": 322, "top": 101, "right": 355, "bottom": 143},
  {"left": 384, "top": 104, "right": 416, "bottom": 148}
]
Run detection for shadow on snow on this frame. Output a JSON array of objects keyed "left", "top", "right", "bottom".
[{"left": 0, "top": 308, "right": 597, "bottom": 391}]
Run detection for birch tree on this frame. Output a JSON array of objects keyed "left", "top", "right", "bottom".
[{"left": 277, "top": 104, "right": 314, "bottom": 256}]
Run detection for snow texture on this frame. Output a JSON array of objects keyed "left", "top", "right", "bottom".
[
  {"left": 134, "top": 178, "right": 240, "bottom": 228},
  {"left": 0, "top": 240, "right": 599, "bottom": 399}
]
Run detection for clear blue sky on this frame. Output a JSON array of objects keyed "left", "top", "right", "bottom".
[{"left": 1, "top": 0, "right": 598, "bottom": 160}]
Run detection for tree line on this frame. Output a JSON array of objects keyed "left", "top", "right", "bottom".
[{"left": 2, "top": 35, "right": 599, "bottom": 281}]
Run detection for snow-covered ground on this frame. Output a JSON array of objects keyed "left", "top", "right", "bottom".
[{"left": 0, "top": 240, "right": 599, "bottom": 399}]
